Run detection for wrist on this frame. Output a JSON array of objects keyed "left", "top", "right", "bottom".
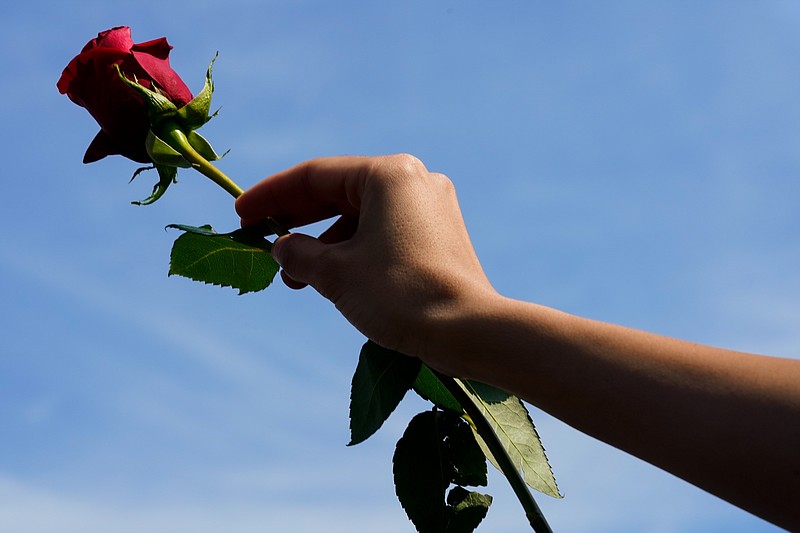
[
  {"left": 418, "top": 289, "right": 519, "bottom": 380},
  {"left": 419, "top": 291, "right": 576, "bottom": 395}
]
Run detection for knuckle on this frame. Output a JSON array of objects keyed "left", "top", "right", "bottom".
[
  {"left": 375, "top": 153, "right": 426, "bottom": 180},
  {"left": 388, "top": 152, "right": 424, "bottom": 170},
  {"left": 428, "top": 171, "right": 457, "bottom": 200},
  {"left": 366, "top": 154, "right": 457, "bottom": 197},
  {"left": 429, "top": 171, "right": 455, "bottom": 191}
]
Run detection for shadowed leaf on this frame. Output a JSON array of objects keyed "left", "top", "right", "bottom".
[
  {"left": 348, "top": 341, "right": 421, "bottom": 445},
  {"left": 393, "top": 410, "right": 491, "bottom": 533},
  {"left": 413, "top": 364, "right": 463, "bottom": 413},
  {"left": 446, "top": 487, "right": 492, "bottom": 533}
]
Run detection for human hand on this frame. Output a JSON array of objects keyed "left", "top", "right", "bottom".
[{"left": 235, "top": 154, "right": 498, "bottom": 369}]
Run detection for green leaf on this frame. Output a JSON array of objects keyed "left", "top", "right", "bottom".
[
  {"left": 348, "top": 341, "right": 421, "bottom": 446},
  {"left": 394, "top": 411, "right": 450, "bottom": 533},
  {"left": 167, "top": 224, "right": 279, "bottom": 295},
  {"left": 447, "top": 415, "right": 488, "bottom": 488},
  {"left": 413, "top": 364, "right": 463, "bottom": 413},
  {"left": 445, "top": 487, "right": 493, "bottom": 533},
  {"left": 167, "top": 224, "right": 219, "bottom": 237},
  {"left": 393, "top": 410, "right": 492, "bottom": 533},
  {"left": 458, "top": 380, "right": 561, "bottom": 498}
]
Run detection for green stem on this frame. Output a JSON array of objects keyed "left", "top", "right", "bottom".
[
  {"left": 433, "top": 371, "right": 553, "bottom": 533},
  {"left": 163, "top": 128, "right": 244, "bottom": 198},
  {"left": 162, "top": 127, "right": 289, "bottom": 236}
]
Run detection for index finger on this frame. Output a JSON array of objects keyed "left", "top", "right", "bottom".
[{"left": 235, "top": 156, "right": 374, "bottom": 229}]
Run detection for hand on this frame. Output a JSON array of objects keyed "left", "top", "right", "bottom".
[
  {"left": 238, "top": 154, "right": 800, "bottom": 530},
  {"left": 235, "top": 154, "right": 498, "bottom": 370}
]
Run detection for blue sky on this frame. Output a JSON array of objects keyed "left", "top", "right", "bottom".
[{"left": 2, "top": 1, "right": 798, "bottom": 531}]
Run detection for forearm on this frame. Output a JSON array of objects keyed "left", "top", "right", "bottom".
[
  {"left": 238, "top": 154, "right": 799, "bottom": 527},
  {"left": 428, "top": 294, "right": 800, "bottom": 530}
]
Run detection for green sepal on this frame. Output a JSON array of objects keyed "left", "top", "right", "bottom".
[
  {"left": 115, "top": 65, "right": 178, "bottom": 124},
  {"left": 131, "top": 164, "right": 178, "bottom": 206},
  {"left": 176, "top": 54, "right": 218, "bottom": 130},
  {"left": 186, "top": 130, "right": 226, "bottom": 162},
  {"left": 145, "top": 130, "right": 192, "bottom": 168}
]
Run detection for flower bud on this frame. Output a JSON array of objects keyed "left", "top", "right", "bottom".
[{"left": 58, "top": 27, "right": 225, "bottom": 204}]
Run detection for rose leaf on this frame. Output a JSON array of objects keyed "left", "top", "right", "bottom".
[
  {"left": 445, "top": 487, "right": 493, "bottom": 533},
  {"left": 457, "top": 380, "right": 561, "bottom": 498},
  {"left": 348, "top": 340, "right": 421, "bottom": 446},
  {"left": 167, "top": 224, "right": 278, "bottom": 295},
  {"left": 393, "top": 410, "right": 492, "bottom": 533},
  {"left": 413, "top": 364, "right": 463, "bottom": 413}
]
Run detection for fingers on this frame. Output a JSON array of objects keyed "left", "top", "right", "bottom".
[
  {"left": 271, "top": 232, "right": 327, "bottom": 290},
  {"left": 280, "top": 269, "right": 308, "bottom": 290},
  {"left": 235, "top": 155, "right": 376, "bottom": 229},
  {"left": 275, "top": 215, "right": 357, "bottom": 291},
  {"left": 318, "top": 215, "right": 359, "bottom": 245},
  {"left": 237, "top": 153, "right": 434, "bottom": 295}
]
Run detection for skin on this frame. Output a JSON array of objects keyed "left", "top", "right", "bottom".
[{"left": 236, "top": 154, "right": 800, "bottom": 530}]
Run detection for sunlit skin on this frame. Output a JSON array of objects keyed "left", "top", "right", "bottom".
[{"left": 236, "top": 154, "right": 800, "bottom": 531}]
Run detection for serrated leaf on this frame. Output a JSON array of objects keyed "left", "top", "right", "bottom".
[
  {"left": 393, "top": 410, "right": 491, "bottom": 533},
  {"left": 413, "top": 364, "right": 463, "bottom": 413},
  {"left": 167, "top": 224, "right": 279, "bottom": 295},
  {"left": 458, "top": 380, "right": 561, "bottom": 498},
  {"left": 447, "top": 416, "right": 488, "bottom": 488},
  {"left": 394, "top": 411, "right": 450, "bottom": 533},
  {"left": 348, "top": 341, "right": 421, "bottom": 445},
  {"left": 167, "top": 224, "right": 220, "bottom": 237},
  {"left": 445, "top": 487, "right": 492, "bottom": 533}
]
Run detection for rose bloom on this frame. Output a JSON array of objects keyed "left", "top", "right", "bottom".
[{"left": 58, "top": 26, "right": 193, "bottom": 164}]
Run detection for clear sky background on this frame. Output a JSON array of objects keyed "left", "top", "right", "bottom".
[{"left": 2, "top": 1, "right": 798, "bottom": 531}]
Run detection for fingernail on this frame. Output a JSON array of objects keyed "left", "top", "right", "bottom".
[{"left": 271, "top": 234, "right": 288, "bottom": 266}]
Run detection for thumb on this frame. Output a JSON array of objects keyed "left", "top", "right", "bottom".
[{"left": 271, "top": 232, "right": 330, "bottom": 289}]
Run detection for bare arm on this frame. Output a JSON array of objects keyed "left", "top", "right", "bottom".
[
  {"left": 447, "top": 297, "right": 800, "bottom": 530},
  {"left": 236, "top": 154, "right": 800, "bottom": 530}
]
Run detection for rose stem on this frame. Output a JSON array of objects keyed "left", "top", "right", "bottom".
[
  {"left": 433, "top": 371, "right": 553, "bottom": 533},
  {"left": 163, "top": 128, "right": 289, "bottom": 236}
]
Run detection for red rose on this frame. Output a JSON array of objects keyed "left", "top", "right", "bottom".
[{"left": 57, "top": 26, "right": 193, "bottom": 164}]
